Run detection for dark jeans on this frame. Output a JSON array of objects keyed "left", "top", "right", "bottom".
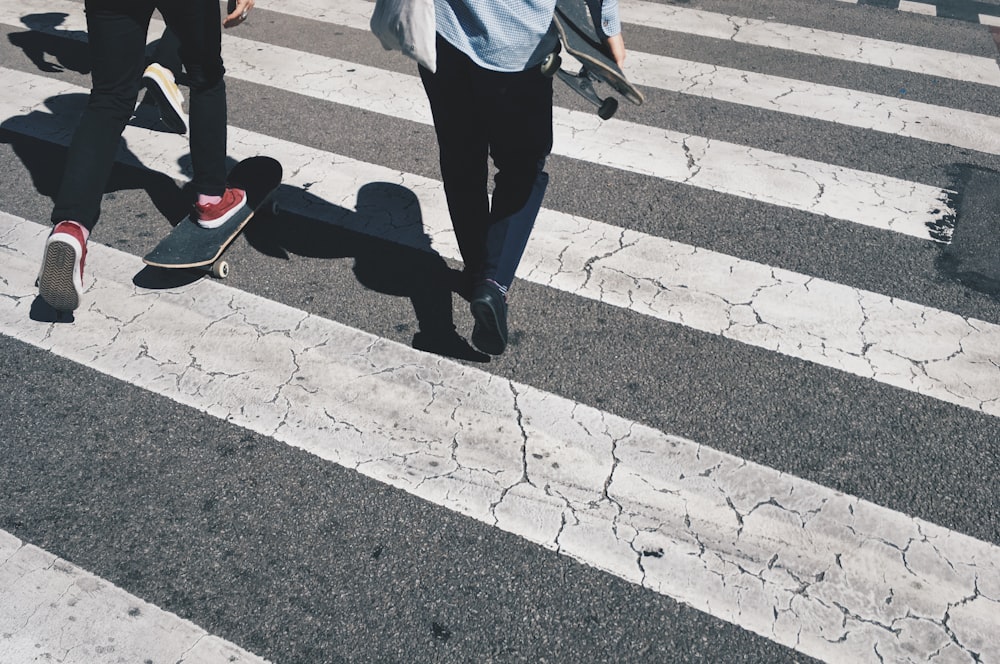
[
  {"left": 419, "top": 36, "right": 553, "bottom": 291},
  {"left": 51, "top": 0, "right": 228, "bottom": 231}
]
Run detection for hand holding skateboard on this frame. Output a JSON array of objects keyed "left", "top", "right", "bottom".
[
  {"left": 224, "top": 0, "right": 254, "bottom": 28},
  {"left": 542, "top": 0, "right": 644, "bottom": 120}
]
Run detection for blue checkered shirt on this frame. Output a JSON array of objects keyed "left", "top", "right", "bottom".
[{"left": 435, "top": 0, "right": 621, "bottom": 72}]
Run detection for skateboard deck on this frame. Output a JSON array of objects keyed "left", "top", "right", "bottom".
[
  {"left": 545, "top": 0, "right": 645, "bottom": 119},
  {"left": 143, "top": 156, "right": 282, "bottom": 278}
]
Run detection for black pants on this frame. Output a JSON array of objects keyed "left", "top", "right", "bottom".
[
  {"left": 419, "top": 36, "right": 553, "bottom": 290},
  {"left": 51, "top": 0, "right": 228, "bottom": 230}
]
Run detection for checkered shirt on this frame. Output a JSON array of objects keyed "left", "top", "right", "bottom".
[{"left": 435, "top": 0, "right": 621, "bottom": 72}]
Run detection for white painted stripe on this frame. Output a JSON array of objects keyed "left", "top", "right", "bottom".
[
  {"left": 35, "top": 0, "right": 992, "bottom": 87},
  {"left": 236, "top": 0, "right": 1000, "bottom": 86},
  {"left": 15, "top": 0, "right": 997, "bottom": 157},
  {"left": 1, "top": 6, "right": 958, "bottom": 243},
  {"left": 1, "top": 213, "right": 998, "bottom": 664},
  {"left": 624, "top": 50, "right": 1000, "bottom": 155},
  {"left": 270, "top": 0, "right": 1000, "bottom": 156},
  {"left": 2, "top": 68, "right": 996, "bottom": 417},
  {"left": 262, "top": 0, "right": 1000, "bottom": 88},
  {"left": 981, "top": 13, "right": 1000, "bottom": 26},
  {"left": 0, "top": 529, "right": 268, "bottom": 663},
  {"left": 615, "top": 0, "right": 1000, "bottom": 87},
  {"left": 899, "top": 0, "right": 939, "bottom": 16}
]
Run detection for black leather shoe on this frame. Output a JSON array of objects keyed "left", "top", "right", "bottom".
[{"left": 470, "top": 282, "right": 508, "bottom": 355}]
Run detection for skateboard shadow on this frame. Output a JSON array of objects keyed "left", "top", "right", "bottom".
[{"left": 245, "top": 181, "right": 489, "bottom": 363}]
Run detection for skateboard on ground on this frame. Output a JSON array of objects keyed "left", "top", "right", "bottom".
[
  {"left": 542, "top": 0, "right": 645, "bottom": 119},
  {"left": 143, "top": 156, "right": 282, "bottom": 278}
]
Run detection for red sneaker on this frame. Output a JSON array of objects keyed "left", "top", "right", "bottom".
[
  {"left": 195, "top": 188, "right": 247, "bottom": 229},
  {"left": 38, "top": 221, "right": 87, "bottom": 312}
]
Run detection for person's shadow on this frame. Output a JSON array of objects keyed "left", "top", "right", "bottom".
[
  {"left": 134, "top": 168, "right": 488, "bottom": 362},
  {"left": 5, "top": 79, "right": 483, "bottom": 359},
  {"left": 8, "top": 13, "right": 91, "bottom": 75},
  {"left": 242, "top": 181, "right": 489, "bottom": 362}
]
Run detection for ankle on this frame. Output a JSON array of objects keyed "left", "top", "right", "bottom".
[{"left": 484, "top": 279, "right": 509, "bottom": 299}]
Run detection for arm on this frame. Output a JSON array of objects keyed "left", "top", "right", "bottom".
[
  {"left": 223, "top": 0, "right": 255, "bottom": 28},
  {"left": 598, "top": 0, "right": 626, "bottom": 67}
]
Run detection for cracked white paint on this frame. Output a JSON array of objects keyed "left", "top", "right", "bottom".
[
  {"left": 615, "top": 0, "right": 1000, "bottom": 88},
  {"left": 1, "top": 216, "right": 998, "bottom": 664},
  {"left": 0, "top": 3, "right": 959, "bottom": 241},
  {"left": 622, "top": 52, "right": 1000, "bottom": 155},
  {"left": 0, "top": 70, "right": 997, "bottom": 416},
  {"left": 187, "top": 0, "right": 1000, "bottom": 89},
  {"left": 0, "top": 529, "right": 268, "bottom": 663}
]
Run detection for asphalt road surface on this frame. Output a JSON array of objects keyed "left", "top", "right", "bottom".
[{"left": 1, "top": 1, "right": 999, "bottom": 662}]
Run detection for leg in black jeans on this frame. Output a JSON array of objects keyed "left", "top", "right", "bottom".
[
  {"left": 158, "top": 0, "right": 227, "bottom": 197},
  {"left": 420, "top": 36, "right": 553, "bottom": 292},
  {"left": 50, "top": 0, "right": 228, "bottom": 229},
  {"left": 50, "top": 0, "right": 153, "bottom": 231}
]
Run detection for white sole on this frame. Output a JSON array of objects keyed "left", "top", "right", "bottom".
[{"left": 38, "top": 234, "right": 83, "bottom": 312}]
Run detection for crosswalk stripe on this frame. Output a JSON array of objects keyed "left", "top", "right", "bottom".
[
  {"left": 247, "top": 0, "right": 1000, "bottom": 154},
  {"left": 1, "top": 1, "right": 958, "bottom": 244},
  {"left": 900, "top": 0, "right": 940, "bottom": 15},
  {"left": 624, "top": 51, "right": 1000, "bottom": 155},
  {"left": 3, "top": 66, "right": 997, "bottom": 417},
  {"left": 616, "top": 0, "right": 1000, "bottom": 87},
  {"left": 234, "top": 0, "right": 1000, "bottom": 87},
  {"left": 823, "top": 0, "right": 1000, "bottom": 26},
  {"left": 1, "top": 212, "right": 998, "bottom": 664},
  {"left": 0, "top": 528, "right": 269, "bottom": 662},
  {"left": 268, "top": 0, "right": 1000, "bottom": 154}
]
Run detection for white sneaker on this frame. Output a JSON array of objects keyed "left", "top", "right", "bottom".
[{"left": 142, "top": 63, "right": 187, "bottom": 133}]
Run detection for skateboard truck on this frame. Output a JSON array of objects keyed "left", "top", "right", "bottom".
[
  {"left": 542, "top": 0, "right": 644, "bottom": 121},
  {"left": 542, "top": 44, "right": 620, "bottom": 120}
]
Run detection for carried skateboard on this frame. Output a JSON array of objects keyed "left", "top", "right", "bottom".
[
  {"left": 541, "top": 0, "right": 645, "bottom": 119},
  {"left": 143, "top": 156, "right": 282, "bottom": 278}
]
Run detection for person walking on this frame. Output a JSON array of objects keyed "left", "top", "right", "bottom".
[
  {"left": 37, "top": 0, "right": 254, "bottom": 312},
  {"left": 419, "top": 0, "right": 626, "bottom": 355}
]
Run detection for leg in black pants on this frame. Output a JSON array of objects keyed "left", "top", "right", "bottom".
[
  {"left": 419, "top": 37, "right": 553, "bottom": 291},
  {"left": 420, "top": 37, "right": 553, "bottom": 354},
  {"left": 51, "top": 0, "right": 227, "bottom": 229},
  {"left": 40, "top": 0, "right": 231, "bottom": 313}
]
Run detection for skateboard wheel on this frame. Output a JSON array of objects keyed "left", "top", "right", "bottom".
[
  {"left": 598, "top": 97, "right": 619, "bottom": 120},
  {"left": 211, "top": 260, "right": 230, "bottom": 279},
  {"left": 270, "top": 200, "right": 280, "bottom": 216},
  {"left": 540, "top": 52, "right": 561, "bottom": 77}
]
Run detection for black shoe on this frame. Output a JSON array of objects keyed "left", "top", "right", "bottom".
[
  {"left": 413, "top": 329, "right": 490, "bottom": 362},
  {"left": 470, "top": 282, "right": 508, "bottom": 355}
]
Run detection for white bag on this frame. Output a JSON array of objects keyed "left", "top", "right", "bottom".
[{"left": 370, "top": 0, "right": 437, "bottom": 73}]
